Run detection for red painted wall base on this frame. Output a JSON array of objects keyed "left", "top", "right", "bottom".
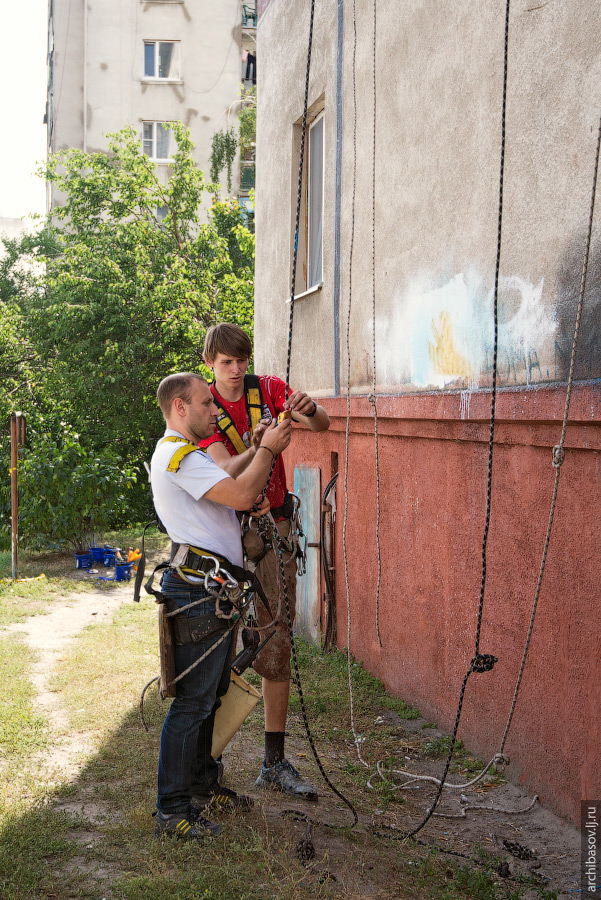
[{"left": 284, "top": 382, "right": 601, "bottom": 824}]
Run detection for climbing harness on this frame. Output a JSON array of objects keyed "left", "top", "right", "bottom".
[
  {"left": 212, "top": 373, "right": 265, "bottom": 455},
  {"left": 137, "top": 436, "right": 277, "bottom": 738}
]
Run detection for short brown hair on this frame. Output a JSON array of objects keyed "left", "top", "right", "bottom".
[
  {"left": 156, "top": 372, "right": 207, "bottom": 418},
  {"left": 203, "top": 323, "right": 252, "bottom": 364}
]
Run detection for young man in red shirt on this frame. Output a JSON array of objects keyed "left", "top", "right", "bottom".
[{"left": 200, "top": 323, "right": 330, "bottom": 799}]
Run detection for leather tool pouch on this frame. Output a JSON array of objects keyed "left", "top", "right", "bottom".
[{"left": 167, "top": 603, "right": 229, "bottom": 646}]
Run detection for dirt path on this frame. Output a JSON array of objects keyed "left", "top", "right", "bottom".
[{"left": 4, "top": 584, "right": 131, "bottom": 780}]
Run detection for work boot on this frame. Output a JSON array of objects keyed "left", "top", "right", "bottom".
[
  {"left": 154, "top": 806, "right": 223, "bottom": 839},
  {"left": 255, "top": 759, "right": 318, "bottom": 801},
  {"left": 192, "top": 784, "right": 254, "bottom": 813}
]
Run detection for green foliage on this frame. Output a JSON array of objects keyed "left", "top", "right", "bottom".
[
  {"left": 0, "top": 124, "right": 254, "bottom": 537},
  {"left": 210, "top": 127, "right": 238, "bottom": 192},
  {"left": 13, "top": 423, "right": 136, "bottom": 552},
  {"left": 239, "top": 87, "right": 257, "bottom": 157}
]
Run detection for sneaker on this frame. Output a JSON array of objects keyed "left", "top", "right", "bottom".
[
  {"left": 192, "top": 785, "right": 254, "bottom": 812},
  {"left": 255, "top": 759, "right": 318, "bottom": 801},
  {"left": 154, "top": 807, "right": 223, "bottom": 838}
]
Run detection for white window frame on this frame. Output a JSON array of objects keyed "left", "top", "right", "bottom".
[
  {"left": 307, "top": 111, "right": 324, "bottom": 290},
  {"left": 142, "top": 40, "right": 182, "bottom": 82},
  {"left": 142, "top": 122, "right": 175, "bottom": 163}
]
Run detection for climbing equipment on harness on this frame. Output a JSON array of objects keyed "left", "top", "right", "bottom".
[
  {"left": 242, "top": 496, "right": 307, "bottom": 576},
  {"left": 137, "top": 434, "right": 278, "bottom": 745}
]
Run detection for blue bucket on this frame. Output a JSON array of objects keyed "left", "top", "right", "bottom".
[
  {"left": 115, "top": 562, "right": 133, "bottom": 582},
  {"left": 103, "top": 549, "right": 117, "bottom": 567},
  {"left": 75, "top": 553, "right": 92, "bottom": 569},
  {"left": 89, "top": 546, "right": 104, "bottom": 563}
]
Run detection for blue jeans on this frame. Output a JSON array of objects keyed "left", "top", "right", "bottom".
[{"left": 157, "top": 570, "right": 235, "bottom": 814}]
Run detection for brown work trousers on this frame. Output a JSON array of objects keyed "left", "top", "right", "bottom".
[{"left": 243, "top": 519, "right": 297, "bottom": 682}]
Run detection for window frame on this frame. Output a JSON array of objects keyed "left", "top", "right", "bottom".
[
  {"left": 307, "top": 111, "right": 325, "bottom": 290},
  {"left": 142, "top": 121, "right": 175, "bottom": 163},
  {"left": 142, "top": 40, "right": 182, "bottom": 83}
]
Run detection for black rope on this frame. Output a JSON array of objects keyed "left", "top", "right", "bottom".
[
  {"left": 285, "top": 0, "right": 316, "bottom": 398},
  {"left": 392, "top": 0, "right": 511, "bottom": 841},
  {"left": 498, "top": 105, "right": 601, "bottom": 753},
  {"left": 254, "top": 0, "right": 359, "bottom": 845},
  {"left": 257, "top": 0, "right": 316, "bottom": 507},
  {"left": 273, "top": 533, "right": 359, "bottom": 829}
]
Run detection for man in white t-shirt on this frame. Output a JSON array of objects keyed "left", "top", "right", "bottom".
[{"left": 150, "top": 372, "right": 291, "bottom": 839}]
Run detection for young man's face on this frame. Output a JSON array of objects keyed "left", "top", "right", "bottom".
[{"left": 209, "top": 352, "right": 250, "bottom": 393}]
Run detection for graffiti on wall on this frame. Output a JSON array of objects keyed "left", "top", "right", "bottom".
[{"left": 374, "top": 270, "right": 558, "bottom": 392}]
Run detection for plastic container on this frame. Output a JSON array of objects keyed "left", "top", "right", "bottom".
[
  {"left": 75, "top": 553, "right": 92, "bottom": 569},
  {"left": 115, "top": 562, "right": 133, "bottom": 582},
  {"left": 103, "top": 549, "right": 117, "bottom": 567},
  {"left": 89, "top": 546, "right": 104, "bottom": 563},
  {"left": 211, "top": 672, "right": 261, "bottom": 757}
]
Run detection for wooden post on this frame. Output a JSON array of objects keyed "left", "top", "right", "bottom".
[
  {"left": 10, "top": 413, "right": 26, "bottom": 582},
  {"left": 10, "top": 415, "right": 18, "bottom": 581}
]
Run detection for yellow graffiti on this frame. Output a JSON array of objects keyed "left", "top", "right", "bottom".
[{"left": 428, "top": 311, "right": 472, "bottom": 378}]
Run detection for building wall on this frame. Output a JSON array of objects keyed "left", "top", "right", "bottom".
[
  {"left": 256, "top": 0, "right": 601, "bottom": 823},
  {"left": 48, "top": 0, "right": 241, "bottom": 206}
]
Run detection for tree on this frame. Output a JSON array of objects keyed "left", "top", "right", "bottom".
[{"left": 0, "top": 124, "right": 254, "bottom": 537}]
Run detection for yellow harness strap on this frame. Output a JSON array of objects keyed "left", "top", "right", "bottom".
[
  {"left": 159, "top": 436, "right": 202, "bottom": 473},
  {"left": 212, "top": 374, "right": 264, "bottom": 456},
  {"left": 213, "top": 410, "right": 247, "bottom": 455},
  {"left": 246, "top": 384, "right": 263, "bottom": 438}
]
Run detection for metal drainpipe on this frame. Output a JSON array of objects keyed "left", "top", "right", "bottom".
[{"left": 83, "top": 0, "right": 87, "bottom": 152}]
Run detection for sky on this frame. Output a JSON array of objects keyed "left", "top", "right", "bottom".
[{"left": 0, "top": 1, "right": 48, "bottom": 220}]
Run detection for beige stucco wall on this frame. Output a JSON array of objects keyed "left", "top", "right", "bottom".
[
  {"left": 49, "top": 0, "right": 241, "bottom": 206},
  {"left": 255, "top": 0, "right": 601, "bottom": 395}
]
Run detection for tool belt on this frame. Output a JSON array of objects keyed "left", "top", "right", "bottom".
[{"left": 133, "top": 530, "right": 272, "bottom": 620}]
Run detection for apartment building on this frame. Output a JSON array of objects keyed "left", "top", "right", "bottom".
[{"left": 46, "top": 0, "right": 253, "bottom": 209}]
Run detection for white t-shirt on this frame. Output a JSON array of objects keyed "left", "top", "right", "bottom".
[{"left": 150, "top": 429, "right": 243, "bottom": 567}]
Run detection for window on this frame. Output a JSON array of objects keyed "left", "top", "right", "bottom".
[
  {"left": 143, "top": 41, "right": 180, "bottom": 80},
  {"left": 142, "top": 122, "right": 174, "bottom": 160},
  {"left": 307, "top": 113, "right": 324, "bottom": 288}
]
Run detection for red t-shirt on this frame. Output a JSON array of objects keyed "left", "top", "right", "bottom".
[{"left": 199, "top": 375, "right": 292, "bottom": 511}]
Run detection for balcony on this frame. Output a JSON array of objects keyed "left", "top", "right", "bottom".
[
  {"left": 240, "top": 162, "right": 255, "bottom": 193},
  {"left": 242, "top": 4, "right": 257, "bottom": 27}
]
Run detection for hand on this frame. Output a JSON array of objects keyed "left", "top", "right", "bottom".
[
  {"left": 250, "top": 495, "right": 270, "bottom": 517},
  {"left": 284, "top": 390, "right": 315, "bottom": 416},
  {"left": 261, "top": 418, "right": 292, "bottom": 455},
  {"left": 252, "top": 418, "right": 271, "bottom": 450}
]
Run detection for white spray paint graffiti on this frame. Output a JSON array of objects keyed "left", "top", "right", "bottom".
[{"left": 373, "top": 270, "right": 557, "bottom": 390}]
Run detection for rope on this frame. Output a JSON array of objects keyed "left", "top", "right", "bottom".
[
  {"left": 266, "top": 522, "right": 359, "bottom": 828},
  {"left": 370, "top": 0, "right": 383, "bottom": 648},
  {"left": 389, "top": 0, "right": 511, "bottom": 839},
  {"left": 342, "top": 0, "right": 369, "bottom": 770},
  {"left": 370, "top": 17, "right": 601, "bottom": 831},
  {"left": 498, "top": 105, "right": 601, "bottom": 753},
  {"left": 253, "top": 0, "right": 359, "bottom": 837},
  {"left": 285, "top": 0, "right": 316, "bottom": 397}
]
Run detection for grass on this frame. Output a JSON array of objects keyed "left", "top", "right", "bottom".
[
  {"left": 0, "top": 557, "right": 547, "bottom": 899},
  {"left": 0, "top": 635, "right": 48, "bottom": 758}
]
